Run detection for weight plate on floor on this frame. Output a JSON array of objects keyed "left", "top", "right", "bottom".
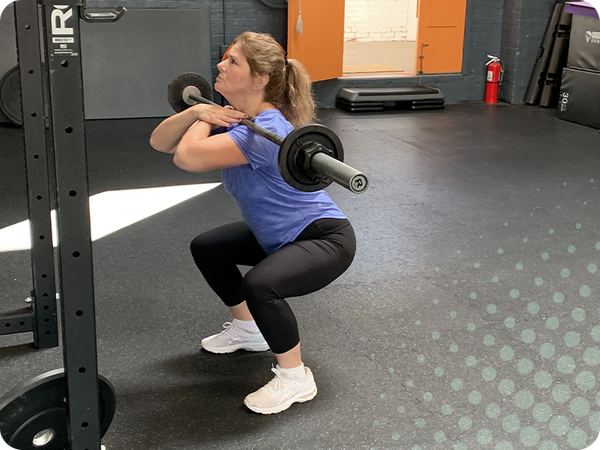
[
  {"left": 0, "top": 369, "right": 116, "bottom": 450},
  {"left": 167, "top": 72, "right": 213, "bottom": 113},
  {"left": 278, "top": 124, "right": 344, "bottom": 192}
]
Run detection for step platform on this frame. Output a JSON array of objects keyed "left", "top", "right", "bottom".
[{"left": 336, "top": 86, "right": 445, "bottom": 112}]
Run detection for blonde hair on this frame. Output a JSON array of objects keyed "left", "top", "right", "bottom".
[{"left": 232, "top": 31, "right": 316, "bottom": 128}]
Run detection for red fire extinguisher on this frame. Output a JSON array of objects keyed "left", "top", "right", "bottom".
[{"left": 485, "top": 55, "right": 503, "bottom": 104}]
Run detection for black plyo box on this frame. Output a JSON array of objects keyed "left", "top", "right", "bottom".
[
  {"left": 567, "top": 14, "right": 600, "bottom": 72},
  {"left": 558, "top": 67, "right": 600, "bottom": 129}
]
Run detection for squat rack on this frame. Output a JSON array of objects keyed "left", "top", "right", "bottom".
[{"left": 0, "top": 1, "right": 124, "bottom": 448}]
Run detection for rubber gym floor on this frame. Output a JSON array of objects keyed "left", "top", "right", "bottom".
[{"left": 0, "top": 102, "right": 599, "bottom": 450}]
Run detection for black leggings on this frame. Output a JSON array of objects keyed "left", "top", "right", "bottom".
[{"left": 190, "top": 218, "right": 356, "bottom": 354}]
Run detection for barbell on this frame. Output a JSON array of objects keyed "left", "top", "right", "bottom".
[{"left": 167, "top": 73, "right": 369, "bottom": 194}]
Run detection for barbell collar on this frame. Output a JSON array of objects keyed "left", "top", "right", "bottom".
[{"left": 310, "top": 152, "right": 369, "bottom": 194}]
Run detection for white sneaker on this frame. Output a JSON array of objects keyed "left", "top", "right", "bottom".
[
  {"left": 201, "top": 321, "right": 270, "bottom": 354},
  {"left": 244, "top": 365, "right": 318, "bottom": 414}
]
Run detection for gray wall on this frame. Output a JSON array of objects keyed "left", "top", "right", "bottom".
[{"left": 0, "top": 0, "right": 561, "bottom": 119}]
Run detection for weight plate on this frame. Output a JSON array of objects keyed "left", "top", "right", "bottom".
[
  {"left": 278, "top": 124, "right": 344, "bottom": 192},
  {"left": 0, "top": 369, "right": 116, "bottom": 450},
  {"left": 167, "top": 72, "right": 213, "bottom": 113},
  {"left": 0, "top": 65, "right": 23, "bottom": 126}
]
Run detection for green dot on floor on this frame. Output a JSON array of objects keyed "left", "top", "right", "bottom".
[
  {"left": 592, "top": 325, "right": 600, "bottom": 342},
  {"left": 482, "top": 367, "right": 497, "bottom": 381},
  {"left": 435, "top": 367, "right": 444, "bottom": 377},
  {"left": 570, "top": 397, "right": 590, "bottom": 417},
  {"left": 542, "top": 252, "right": 549, "bottom": 260},
  {"left": 553, "top": 292, "right": 565, "bottom": 303},
  {"left": 486, "top": 402, "right": 501, "bottom": 419},
  {"left": 515, "top": 390, "right": 534, "bottom": 409},
  {"left": 467, "top": 323, "right": 476, "bottom": 332},
  {"left": 540, "top": 343, "right": 555, "bottom": 358},
  {"left": 392, "top": 432, "right": 400, "bottom": 441},
  {"left": 450, "top": 344, "right": 458, "bottom": 353},
  {"left": 575, "top": 371, "right": 596, "bottom": 391},
  {"left": 432, "top": 331, "right": 440, "bottom": 340},
  {"left": 521, "top": 329, "right": 536, "bottom": 344},
  {"left": 477, "top": 429, "right": 493, "bottom": 445},
  {"left": 452, "top": 378, "right": 464, "bottom": 391},
  {"left": 499, "top": 379, "right": 516, "bottom": 395},
  {"left": 534, "top": 277, "right": 544, "bottom": 286},
  {"left": 523, "top": 237, "right": 528, "bottom": 243},
  {"left": 520, "top": 426, "right": 540, "bottom": 447},
  {"left": 589, "top": 412, "right": 600, "bottom": 432},
  {"left": 565, "top": 331, "right": 581, "bottom": 347},
  {"left": 466, "top": 356, "right": 478, "bottom": 367},
  {"left": 549, "top": 415, "right": 570, "bottom": 436},
  {"left": 561, "top": 268, "right": 570, "bottom": 278},
  {"left": 484, "top": 334, "right": 496, "bottom": 346},
  {"left": 487, "top": 304, "right": 497, "bottom": 314},
  {"left": 510, "top": 289, "right": 520, "bottom": 299},
  {"left": 492, "top": 276, "right": 499, "bottom": 282},
  {"left": 583, "top": 347, "right": 600, "bottom": 366},
  {"left": 459, "top": 416, "right": 472, "bottom": 431},
  {"left": 498, "top": 248, "right": 504, "bottom": 254},
  {"left": 528, "top": 302, "right": 540, "bottom": 314},
  {"left": 424, "top": 392, "right": 433, "bottom": 401},
  {"left": 469, "top": 391, "right": 482, "bottom": 405},
  {"left": 572, "top": 308, "right": 586, "bottom": 322},
  {"left": 517, "top": 358, "right": 534, "bottom": 375},
  {"left": 568, "top": 245, "right": 576, "bottom": 253},
  {"left": 546, "top": 316, "right": 559, "bottom": 330},
  {"left": 434, "top": 431, "right": 446, "bottom": 443},
  {"left": 470, "top": 292, "right": 477, "bottom": 299},
  {"left": 502, "top": 414, "right": 521, "bottom": 433},
  {"left": 475, "top": 263, "right": 480, "bottom": 268},
  {"left": 454, "top": 444, "right": 467, "bottom": 450},
  {"left": 535, "top": 371, "right": 552, "bottom": 389},
  {"left": 567, "top": 428, "right": 588, "bottom": 449},
  {"left": 500, "top": 346, "right": 515, "bottom": 361},
  {"left": 441, "top": 404, "right": 453, "bottom": 416},
  {"left": 549, "top": 229, "right": 554, "bottom": 234},
  {"left": 450, "top": 311, "right": 457, "bottom": 318},
  {"left": 496, "top": 442, "right": 514, "bottom": 450},
  {"left": 576, "top": 223, "right": 581, "bottom": 229},
  {"left": 580, "top": 285, "right": 592, "bottom": 298},
  {"left": 418, "top": 355, "right": 425, "bottom": 363},
  {"left": 552, "top": 384, "right": 571, "bottom": 403},
  {"left": 588, "top": 263, "right": 598, "bottom": 274},
  {"left": 415, "top": 418, "right": 425, "bottom": 428},
  {"left": 505, "top": 317, "right": 516, "bottom": 328},
  {"left": 433, "top": 298, "right": 439, "bottom": 304},
  {"left": 533, "top": 403, "right": 552, "bottom": 422},
  {"left": 516, "top": 262, "right": 524, "bottom": 270},
  {"left": 398, "top": 406, "right": 405, "bottom": 413},
  {"left": 558, "top": 356, "right": 576, "bottom": 374}
]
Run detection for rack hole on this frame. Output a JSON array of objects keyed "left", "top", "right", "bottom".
[
  {"left": 45, "top": 318, "right": 50, "bottom": 323},
  {"left": 60, "top": 60, "right": 69, "bottom": 68},
  {"left": 31, "top": 112, "right": 37, "bottom": 118},
  {"left": 81, "top": 422, "right": 89, "bottom": 429},
  {"left": 43, "top": 293, "right": 48, "bottom": 297},
  {"left": 45, "top": 330, "right": 51, "bottom": 335},
  {"left": 69, "top": 190, "right": 77, "bottom": 197},
  {"left": 72, "top": 251, "right": 80, "bottom": 258},
  {"left": 79, "top": 367, "right": 86, "bottom": 373},
  {"left": 34, "top": 154, "right": 39, "bottom": 159},
  {"left": 65, "top": 126, "right": 73, "bottom": 134},
  {"left": 20, "top": 321, "right": 25, "bottom": 326},
  {"left": 28, "top": 69, "right": 33, "bottom": 74},
  {"left": 44, "top": 305, "right": 49, "bottom": 310},
  {"left": 37, "top": 195, "right": 42, "bottom": 200},
  {"left": 39, "top": 235, "right": 44, "bottom": 240},
  {"left": 25, "top": 24, "right": 30, "bottom": 30},
  {"left": 76, "top": 310, "right": 83, "bottom": 317},
  {"left": 41, "top": 274, "right": 47, "bottom": 278},
  {"left": 5, "top": 323, "right": 10, "bottom": 328}
]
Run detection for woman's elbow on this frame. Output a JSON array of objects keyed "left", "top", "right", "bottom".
[{"left": 173, "top": 146, "right": 207, "bottom": 173}]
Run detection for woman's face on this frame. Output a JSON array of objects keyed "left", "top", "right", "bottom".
[{"left": 215, "top": 43, "right": 254, "bottom": 98}]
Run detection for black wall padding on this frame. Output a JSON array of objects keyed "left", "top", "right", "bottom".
[
  {"left": 524, "top": 2, "right": 564, "bottom": 105},
  {"left": 567, "top": 14, "right": 600, "bottom": 72},
  {"left": 558, "top": 67, "right": 600, "bottom": 129},
  {"left": 539, "top": 11, "right": 572, "bottom": 108}
]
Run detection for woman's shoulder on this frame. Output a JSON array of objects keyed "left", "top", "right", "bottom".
[{"left": 255, "top": 109, "right": 292, "bottom": 132}]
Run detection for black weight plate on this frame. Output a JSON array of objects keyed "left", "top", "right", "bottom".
[
  {"left": 0, "top": 65, "right": 23, "bottom": 126},
  {"left": 0, "top": 369, "right": 116, "bottom": 450},
  {"left": 278, "top": 124, "right": 344, "bottom": 192},
  {"left": 167, "top": 72, "right": 213, "bottom": 113}
]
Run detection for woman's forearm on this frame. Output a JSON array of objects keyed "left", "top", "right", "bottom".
[{"left": 149, "top": 108, "right": 199, "bottom": 154}]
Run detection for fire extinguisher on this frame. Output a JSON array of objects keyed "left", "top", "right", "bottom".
[{"left": 485, "top": 55, "right": 503, "bottom": 104}]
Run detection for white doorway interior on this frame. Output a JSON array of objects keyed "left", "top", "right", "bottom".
[{"left": 343, "top": 0, "right": 418, "bottom": 76}]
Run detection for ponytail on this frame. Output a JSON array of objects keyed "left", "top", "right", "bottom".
[{"left": 233, "top": 32, "right": 316, "bottom": 128}]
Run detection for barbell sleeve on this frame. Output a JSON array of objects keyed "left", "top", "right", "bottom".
[{"left": 310, "top": 152, "right": 369, "bottom": 194}]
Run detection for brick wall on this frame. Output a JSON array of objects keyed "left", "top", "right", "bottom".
[{"left": 344, "top": 0, "right": 416, "bottom": 41}]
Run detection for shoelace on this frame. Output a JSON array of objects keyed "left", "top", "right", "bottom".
[
  {"left": 220, "top": 321, "right": 254, "bottom": 343},
  {"left": 265, "top": 365, "right": 286, "bottom": 393}
]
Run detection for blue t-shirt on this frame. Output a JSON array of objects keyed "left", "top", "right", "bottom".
[{"left": 220, "top": 109, "right": 346, "bottom": 255}]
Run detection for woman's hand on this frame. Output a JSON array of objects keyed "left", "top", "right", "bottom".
[{"left": 193, "top": 104, "right": 248, "bottom": 128}]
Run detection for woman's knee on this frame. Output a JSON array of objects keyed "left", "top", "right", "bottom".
[{"left": 241, "top": 273, "right": 279, "bottom": 308}]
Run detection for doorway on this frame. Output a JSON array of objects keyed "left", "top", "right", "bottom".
[{"left": 343, "top": 0, "right": 419, "bottom": 77}]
